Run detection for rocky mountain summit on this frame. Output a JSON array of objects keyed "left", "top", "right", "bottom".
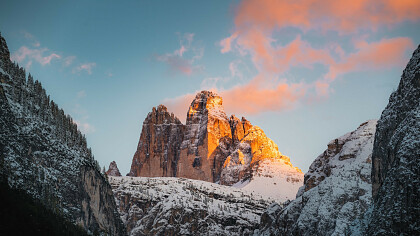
[
  {"left": 0, "top": 33, "right": 125, "bottom": 235},
  {"left": 256, "top": 120, "right": 377, "bottom": 236},
  {"left": 177, "top": 91, "right": 233, "bottom": 183},
  {"left": 107, "top": 161, "right": 122, "bottom": 177},
  {"left": 364, "top": 45, "right": 420, "bottom": 235},
  {"left": 128, "top": 90, "right": 303, "bottom": 200}
]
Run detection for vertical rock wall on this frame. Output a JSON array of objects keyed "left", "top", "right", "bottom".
[{"left": 128, "top": 105, "right": 184, "bottom": 177}]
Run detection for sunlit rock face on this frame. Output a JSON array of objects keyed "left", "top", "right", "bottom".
[
  {"left": 177, "top": 91, "right": 232, "bottom": 182},
  {"left": 128, "top": 105, "right": 184, "bottom": 177},
  {"left": 129, "top": 90, "right": 303, "bottom": 200},
  {"left": 221, "top": 124, "right": 303, "bottom": 201},
  {"left": 256, "top": 120, "right": 377, "bottom": 236},
  {"left": 106, "top": 161, "right": 122, "bottom": 177}
]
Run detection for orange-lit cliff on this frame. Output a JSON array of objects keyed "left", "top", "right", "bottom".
[{"left": 128, "top": 90, "right": 303, "bottom": 199}]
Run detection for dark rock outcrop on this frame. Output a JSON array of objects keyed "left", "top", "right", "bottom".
[{"left": 367, "top": 45, "right": 420, "bottom": 235}]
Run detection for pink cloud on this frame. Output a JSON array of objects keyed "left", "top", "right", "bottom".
[
  {"left": 211, "top": 0, "right": 419, "bottom": 115},
  {"left": 11, "top": 46, "right": 61, "bottom": 67},
  {"left": 220, "top": 33, "right": 238, "bottom": 53},
  {"left": 228, "top": 0, "right": 420, "bottom": 36},
  {"left": 164, "top": 75, "right": 306, "bottom": 121},
  {"left": 220, "top": 78, "right": 305, "bottom": 115},
  {"left": 326, "top": 37, "right": 414, "bottom": 81}
]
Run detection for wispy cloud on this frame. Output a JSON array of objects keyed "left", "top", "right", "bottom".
[
  {"left": 12, "top": 31, "right": 95, "bottom": 75},
  {"left": 156, "top": 33, "right": 204, "bottom": 75},
  {"left": 64, "top": 56, "right": 76, "bottom": 67},
  {"left": 22, "top": 31, "right": 40, "bottom": 47},
  {"left": 72, "top": 62, "right": 96, "bottom": 75},
  {"left": 11, "top": 46, "right": 61, "bottom": 68}
]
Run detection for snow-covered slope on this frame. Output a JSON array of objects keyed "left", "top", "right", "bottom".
[
  {"left": 109, "top": 176, "right": 281, "bottom": 236},
  {"left": 233, "top": 157, "right": 303, "bottom": 202},
  {"left": 256, "top": 120, "right": 376, "bottom": 236}
]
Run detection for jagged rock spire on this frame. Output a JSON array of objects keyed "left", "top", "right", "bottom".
[{"left": 106, "top": 161, "right": 122, "bottom": 177}]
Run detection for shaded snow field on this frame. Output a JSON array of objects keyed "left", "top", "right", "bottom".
[
  {"left": 109, "top": 176, "right": 295, "bottom": 235},
  {"left": 110, "top": 176, "right": 283, "bottom": 221}
]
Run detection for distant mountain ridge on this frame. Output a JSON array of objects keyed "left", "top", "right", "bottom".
[
  {"left": 0, "top": 33, "right": 125, "bottom": 235},
  {"left": 128, "top": 90, "right": 303, "bottom": 201}
]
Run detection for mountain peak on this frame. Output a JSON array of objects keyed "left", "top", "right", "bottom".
[
  {"left": 130, "top": 90, "right": 303, "bottom": 199},
  {"left": 106, "top": 161, "right": 122, "bottom": 177},
  {"left": 187, "top": 90, "right": 225, "bottom": 121},
  {"left": 145, "top": 104, "right": 181, "bottom": 125}
]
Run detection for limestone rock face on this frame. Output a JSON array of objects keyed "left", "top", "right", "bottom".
[
  {"left": 128, "top": 105, "right": 184, "bottom": 177},
  {"left": 256, "top": 120, "right": 377, "bottom": 236},
  {"left": 366, "top": 45, "right": 420, "bottom": 235},
  {"left": 129, "top": 90, "right": 303, "bottom": 200},
  {"left": 177, "top": 91, "right": 232, "bottom": 182},
  {"left": 106, "top": 161, "right": 122, "bottom": 177}
]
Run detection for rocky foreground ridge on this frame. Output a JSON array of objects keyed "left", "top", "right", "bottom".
[
  {"left": 0, "top": 33, "right": 125, "bottom": 235},
  {"left": 128, "top": 90, "right": 303, "bottom": 200},
  {"left": 364, "top": 45, "right": 420, "bottom": 235},
  {"left": 256, "top": 120, "right": 377, "bottom": 236}
]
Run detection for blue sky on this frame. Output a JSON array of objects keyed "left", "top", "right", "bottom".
[{"left": 1, "top": 0, "right": 419, "bottom": 175}]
